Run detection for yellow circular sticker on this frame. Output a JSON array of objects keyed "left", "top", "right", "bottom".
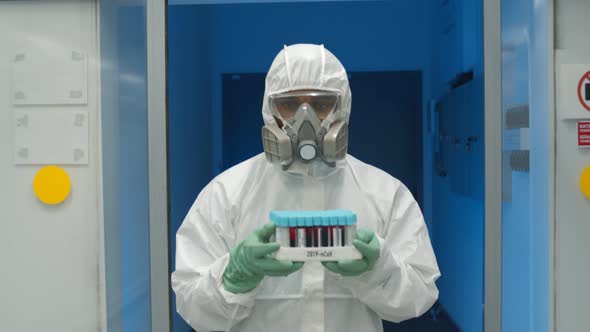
[
  {"left": 33, "top": 165, "right": 71, "bottom": 205},
  {"left": 581, "top": 166, "right": 590, "bottom": 200}
]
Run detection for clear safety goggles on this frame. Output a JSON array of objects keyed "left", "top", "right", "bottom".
[{"left": 269, "top": 90, "right": 341, "bottom": 122}]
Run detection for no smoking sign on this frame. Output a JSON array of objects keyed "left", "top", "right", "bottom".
[
  {"left": 558, "top": 64, "right": 590, "bottom": 119},
  {"left": 577, "top": 70, "right": 590, "bottom": 112},
  {"left": 576, "top": 70, "right": 590, "bottom": 147}
]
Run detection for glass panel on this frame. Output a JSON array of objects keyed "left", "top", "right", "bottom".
[
  {"left": 167, "top": 1, "right": 484, "bottom": 332},
  {"left": 501, "top": 0, "right": 550, "bottom": 331},
  {"left": 100, "top": 1, "right": 152, "bottom": 332}
]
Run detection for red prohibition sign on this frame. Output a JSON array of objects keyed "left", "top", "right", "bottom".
[{"left": 577, "top": 70, "right": 590, "bottom": 112}]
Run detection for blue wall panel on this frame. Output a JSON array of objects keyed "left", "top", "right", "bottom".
[
  {"left": 428, "top": 1, "right": 484, "bottom": 331},
  {"left": 168, "top": 5, "right": 214, "bottom": 332}
]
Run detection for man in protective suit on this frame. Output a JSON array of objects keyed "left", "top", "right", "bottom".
[{"left": 172, "top": 44, "right": 440, "bottom": 332}]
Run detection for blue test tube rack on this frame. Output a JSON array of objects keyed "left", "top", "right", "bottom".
[{"left": 270, "top": 209, "right": 362, "bottom": 261}]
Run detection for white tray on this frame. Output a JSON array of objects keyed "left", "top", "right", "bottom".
[{"left": 274, "top": 246, "right": 362, "bottom": 261}]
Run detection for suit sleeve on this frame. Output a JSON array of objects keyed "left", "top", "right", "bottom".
[
  {"left": 332, "top": 183, "right": 441, "bottom": 323},
  {"left": 171, "top": 181, "right": 258, "bottom": 331}
]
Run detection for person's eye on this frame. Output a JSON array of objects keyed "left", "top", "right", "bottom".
[
  {"left": 313, "top": 102, "right": 331, "bottom": 110},
  {"left": 278, "top": 101, "right": 296, "bottom": 110}
]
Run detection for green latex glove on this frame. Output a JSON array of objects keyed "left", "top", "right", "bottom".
[
  {"left": 322, "top": 228, "right": 380, "bottom": 276},
  {"left": 223, "top": 223, "right": 304, "bottom": 293}
]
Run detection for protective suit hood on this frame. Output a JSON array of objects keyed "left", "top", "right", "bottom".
[
  {"left": 262, "top": 44, "right": 352, "bottom": 128},
  {"left": 262, "top": 44, "right": 352, "bottom": 176}
]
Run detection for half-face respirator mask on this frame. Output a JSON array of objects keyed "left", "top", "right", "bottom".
[{"left": 262, "top": 90, "right": 348, "bottom": 169}]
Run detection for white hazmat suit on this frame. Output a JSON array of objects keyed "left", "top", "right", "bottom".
[{"left": 171, "top": 44, "right": 440, "bottom": 332}]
